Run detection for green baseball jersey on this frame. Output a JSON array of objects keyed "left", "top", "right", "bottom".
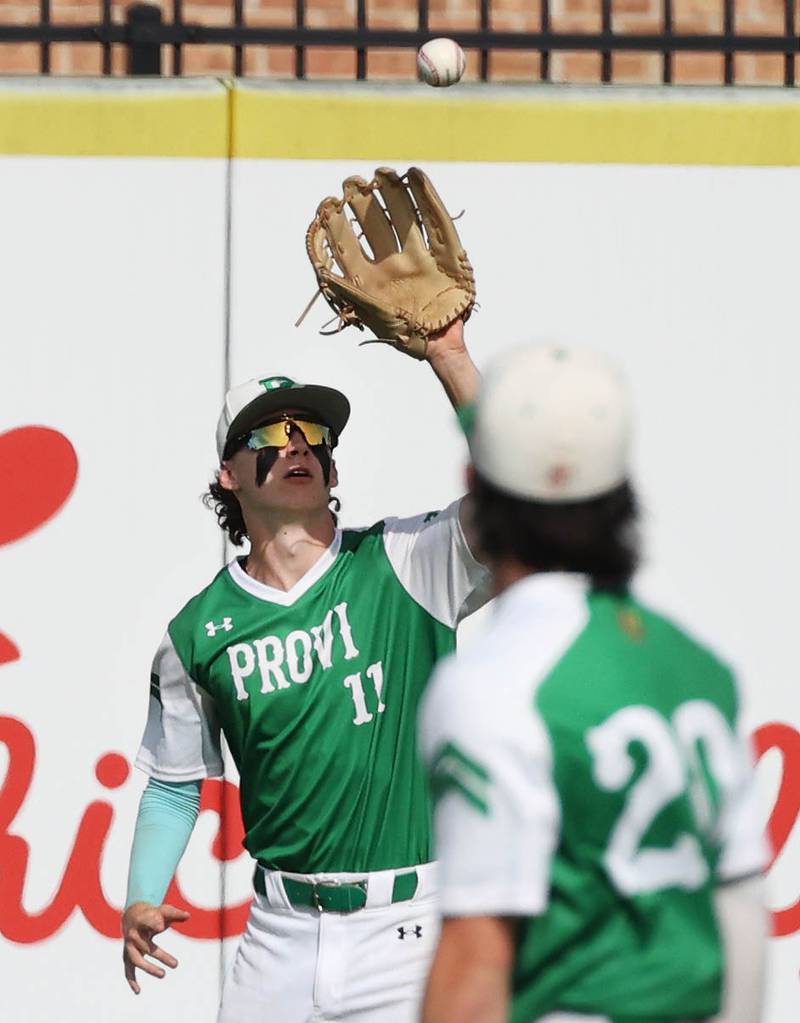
[
  {"left": 421, "top": 573, "right": 766, "bottom": 1023},
  {"left": 136, "top": 499, "right": 489, "bottom": 873}
]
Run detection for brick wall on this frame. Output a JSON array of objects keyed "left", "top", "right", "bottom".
[{"left": 1, "top": 0, "right": 797, "bottom": 83}]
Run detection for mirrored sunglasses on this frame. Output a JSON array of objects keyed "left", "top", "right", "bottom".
[{"left": 245, "top": 418, "right": 334, "bottom": 451}]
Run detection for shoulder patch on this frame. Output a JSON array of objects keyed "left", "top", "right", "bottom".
[
  {"left": 617, "top": 607, "right": 646, "bottom": 643},
  {"left": 149, "top": 671, "right": 162, "bottom": 706},
  {"left": 430, "top": 741, "right": 491, "bottom": 815},
  {"left": 423, "top": 510, "right": 439, "bottom": 523}
]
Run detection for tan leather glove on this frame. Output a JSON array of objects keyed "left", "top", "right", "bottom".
[{"left": 305, "top": 166, "right": 476, "bottom": 360}]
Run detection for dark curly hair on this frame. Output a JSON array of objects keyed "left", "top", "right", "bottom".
[
  {"left": 203, "top": 475, "right": 341, "bottom": 547},
  {"left": 471, "top": 473, "right": 640, "bottom": 593}
]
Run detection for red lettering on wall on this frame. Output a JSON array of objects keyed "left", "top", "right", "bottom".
[
  {"left": 2, "top": 706, "right": 800, "bottom": 945},
  {"left": 3, "top": 712, "right": 800, "bottom": 944},
  {"left": 0, "top": 719, "right": 122, "bottom": 942},
  {"left": 0, "top": 716, "right": 250, "bottom": 943},
  {"left": 0, "top": 423, "right": 255, "bottom": 943},
  {"left": 753, "top": 722, "right": 800, "bottom": 937}
]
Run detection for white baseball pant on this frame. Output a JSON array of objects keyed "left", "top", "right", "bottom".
[{"left": 218, "top": 862, "right": 439, "bottom": 1023}]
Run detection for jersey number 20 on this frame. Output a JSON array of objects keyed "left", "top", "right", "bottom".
[{"left": 586, "top": 700, "right": 744, "bottom": 896}]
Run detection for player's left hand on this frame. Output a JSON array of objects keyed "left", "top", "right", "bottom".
[{"left": 122, "top": 901, "right": 191, "bottom": 995}]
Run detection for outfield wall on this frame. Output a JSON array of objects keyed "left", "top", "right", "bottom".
[{"left": 1, "top": 78, "right": 799, "bottom": 1022}]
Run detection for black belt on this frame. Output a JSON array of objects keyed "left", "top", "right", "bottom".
[{"left": 253, "top": 867, "right": 419, "bottom": 913}]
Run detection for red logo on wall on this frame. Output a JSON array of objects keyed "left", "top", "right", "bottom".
[
  {"left": 0, "top": 423, "right": 249, "bottom": 942},
  {"left": 754, "top": 723, "right": 800, "bottom": 937},
  {"left": 0, "top": 717, "right": 248, "bottom": 942},
  {"left": 0, "top": 426, "right": 79, "bottom": 665},
  {"left": 1, "top": 425, "right": 799, "bottom": 944}
]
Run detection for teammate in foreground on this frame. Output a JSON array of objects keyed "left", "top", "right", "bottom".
[
  {"left": 122, "top": 315, "right": 489, "bottom": 1021},
  {"left": 420, "top": 345, "right": 768, "bottom": 1023}
]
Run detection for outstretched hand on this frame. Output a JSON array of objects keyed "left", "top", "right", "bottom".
[{"left": 122, "top": 902, "right": 191, "bottom": 995}]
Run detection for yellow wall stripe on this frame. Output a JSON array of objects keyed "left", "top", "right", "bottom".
[
  {"left": 232, "top": 88, "right": 800, "bottom": 166},
  {"left": 0, "top": 87, "right": 229, "bottom": 158},
  {"left": 1, "top": 82, "right": 800, "bottom": 166}
]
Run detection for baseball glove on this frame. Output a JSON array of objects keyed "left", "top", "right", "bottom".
[{"left": 304, "top": 167, "right": 476, "bottom": 360}]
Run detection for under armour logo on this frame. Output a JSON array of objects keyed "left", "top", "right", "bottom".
[
  {"left": 205, "top": 618, "right": 233, "bottom": 636},
  {"left": 397, "top": 925, "right": 422, "bottom": 940}
]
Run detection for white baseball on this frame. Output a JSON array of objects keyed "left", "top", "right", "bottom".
[{"left": 417, "top": 38, "right": 466, "bottom": 88}]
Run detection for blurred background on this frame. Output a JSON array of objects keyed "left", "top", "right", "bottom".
[{"left": 0, "top": 0, "right": 797, "bottom": 83}]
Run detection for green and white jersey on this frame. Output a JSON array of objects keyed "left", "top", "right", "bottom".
[
  {"left": 420, "top": 573, "right": 767, "bottom": 1023},
  {"left": 136, "top": 499, "right": 489, "bottom": 874}
]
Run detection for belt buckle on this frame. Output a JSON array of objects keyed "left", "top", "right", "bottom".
[{"left": 312, "top": 878, "right": 341, "bottom": 912}]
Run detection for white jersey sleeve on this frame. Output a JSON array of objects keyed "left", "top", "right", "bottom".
[
  {"left": 420, "top": 652, "right": 561, "bottom": 916},
  {"left": 135, "top": 631, "right": 224, "bottom": 782},
  {"left": 382, "top": 497, "right": 491, "bottom": 628},
  {"left": 419, "top": 576, "right": 589, "bottom": 918}
]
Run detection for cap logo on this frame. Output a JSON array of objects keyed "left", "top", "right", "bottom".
[
  {"left": 259, "top": 376, "right": 297, "bottom": 392},
  {"left": 547, "top": 464, "right": 572, "bottom": 489}
]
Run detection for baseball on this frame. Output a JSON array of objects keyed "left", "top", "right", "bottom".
[{"left": 417, "top": 38, "right": 466, "bottom": 87}]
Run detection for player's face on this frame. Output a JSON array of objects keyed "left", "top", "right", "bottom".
[{"left": 219, "top": 412, "right": 338, "bottom": 517}]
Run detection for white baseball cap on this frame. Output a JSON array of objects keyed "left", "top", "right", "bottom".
[
  {"left": 216, "top": 375, "right": 350, "bottom": 460},
  {"left": 466, "top": 344, "right": 632, "bottom": 502}
]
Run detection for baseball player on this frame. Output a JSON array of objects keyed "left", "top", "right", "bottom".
[
  {"left": 420, "top": 345, "right": 769, "bottom": 1023},
  {"left": 121, "top": 307, "right": 490, "bottom": 1018}
]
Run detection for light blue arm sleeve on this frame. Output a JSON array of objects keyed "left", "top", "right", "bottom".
[{"left": 125, "top": 777, "right": 202, "bottom": 909}]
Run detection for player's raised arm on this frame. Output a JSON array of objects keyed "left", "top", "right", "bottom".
[
  {"left": 425, "top": 318, "right": 480, "bottom": 411},
  {"left": 424, "top": 315, "right": 482, "bottom": 551}
]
